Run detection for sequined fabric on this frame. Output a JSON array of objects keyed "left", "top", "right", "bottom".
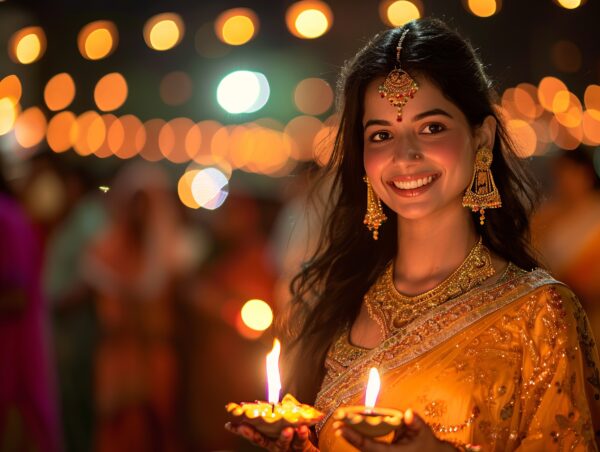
[{"left": 316, "top": 267, "right": 600, "bottom": 451}]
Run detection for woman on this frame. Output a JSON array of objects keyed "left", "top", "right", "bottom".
[{"left": 227, "top": 18, "right": 600, "bottom": 450}]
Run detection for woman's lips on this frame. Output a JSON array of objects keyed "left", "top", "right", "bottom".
[{"left": 386, "top": 173, "right": 441, "bottom": 197}]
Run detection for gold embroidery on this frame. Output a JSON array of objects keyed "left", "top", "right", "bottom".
[{"left": 317, "top": 268, "right": 556, "bottom": 433}]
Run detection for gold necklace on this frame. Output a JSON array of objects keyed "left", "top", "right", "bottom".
[{"left": 365, "top": 237, "right": 495, "bottom": 339}]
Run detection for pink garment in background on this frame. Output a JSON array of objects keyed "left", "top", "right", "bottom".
[{"left": 0, "top": 193, "right": 61, "bottom": 452}]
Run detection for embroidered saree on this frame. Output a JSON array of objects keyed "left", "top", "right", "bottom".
[{"left": 315, "top": 268, "right": 600, "bottom": 451}]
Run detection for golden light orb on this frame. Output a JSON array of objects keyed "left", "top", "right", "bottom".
[
  {"left": 78, "top": 20, "right": 118, "bottom": 60},
  {"left": 44, "top": 73, "right": 76, "bottom": 111},
  {"left": 143, "top": 13, "right": 184, "bottom": 51},
  {"left": 215, "top": 8, "right": 259, "bottom": 46},
  {"left": 241, "top": 299, "right": 273, "bottom": 332},
  {"left": 286, "top": 1, "right": 333, "bottom": 39},
  {"left": 10, "top": 26, "right": 46, "bottom": 64}
]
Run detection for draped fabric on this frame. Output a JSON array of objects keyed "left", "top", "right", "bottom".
[{"left": 315, "top": 268, "right": 600, "bottom": 451}]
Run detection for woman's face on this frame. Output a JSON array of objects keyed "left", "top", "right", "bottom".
[{"left": 362, "top": 76, "right": 492, "bottom": 222}]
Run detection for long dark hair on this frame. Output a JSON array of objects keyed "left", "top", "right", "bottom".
[{"left": 280, "top": 18, "right": 539, "bottom": 404}]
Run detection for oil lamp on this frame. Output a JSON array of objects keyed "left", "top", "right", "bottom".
[
  {"left": 333, "top": 367, "right": 404, "bottom": 437},
  {"left": 226, "top": 339, "right": 324, "bottom": 438}
]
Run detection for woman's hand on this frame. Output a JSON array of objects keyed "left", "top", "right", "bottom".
[
  {"left": 334, "top": 409, "right": 456, "bottom": 452},
  {"left": 225, "top": 422, "right": 319, "bottom": 451}
]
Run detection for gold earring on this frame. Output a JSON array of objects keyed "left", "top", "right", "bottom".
[
  {"left": 462, "top": 147, "right": 502, "bottom": 225},
  {"left": 363, "top": 176, "right": 387, "bottom": 240}
]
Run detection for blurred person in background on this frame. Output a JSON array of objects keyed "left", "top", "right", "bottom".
[
  {"left": 532, "top": 147, "right": 600, "bottom": 339},
  {"left": 44, "top": 156, "right": 108, "bottom": 452},
  {"left": 0, "top": 154, "right": 61, "bottom": 452},
  {"left": 81, "top": 162, "right": 191, "bottom": 452}
]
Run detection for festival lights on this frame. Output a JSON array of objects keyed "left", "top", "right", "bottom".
[
  {"left": 286, "top": 1, "right": 333, "bottom": 39},
  {"left": 94, "top": 72, "right": 128, "bottom": 111},
  {"left": 215, "top": 8, "right": 259, "bottom": 46},
  {"left": 9, "top": 26, "right": 46, "bottom": 64},
  {"left": 44, "top": 73, "right": 76, "bottom": 111},
  {"left": 143, "top": 13, "right": 184, "bottom": 51},
  {"left": 216, "top": 71, "right": 270, "bottom": 114},
  {"left": 380, "top": 0, "right": 422, "bottom": 26},
  {"left": 78, "top": 20, "right": 118, "bottom": 60}
]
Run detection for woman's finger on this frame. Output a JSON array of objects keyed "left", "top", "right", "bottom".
[
  {"left": 270, "top": 427, "right": 294, "bottom": 451},
  {"left": 292, "top": 425, "right": 311, "bottom": 451},
  {"left": 337, "top": 425, "right": 388, "bottom": 452}
]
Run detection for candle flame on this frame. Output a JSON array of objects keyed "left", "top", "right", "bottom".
[
  {"left": 365, "top": 367, "right": 380, "bottom": 410},
  {"left": 266, "top": 338, "right": 281, "bottom": 404}
]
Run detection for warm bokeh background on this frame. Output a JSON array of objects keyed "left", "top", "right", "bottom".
[{"left": 1, "top": 0, "right": 600, "bottom": 451}]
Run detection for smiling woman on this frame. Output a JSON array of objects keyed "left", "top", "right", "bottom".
[{"left": 226, "top": 18, "right": 600, "bottom": 452}]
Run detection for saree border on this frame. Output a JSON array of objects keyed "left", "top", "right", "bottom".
[{"left": 315, "top": 268, "right": 560, "bottom": 432}]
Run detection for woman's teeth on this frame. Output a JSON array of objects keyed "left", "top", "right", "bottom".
[{"left": 393, "top": 176, "right": 434, "bottom": 190}]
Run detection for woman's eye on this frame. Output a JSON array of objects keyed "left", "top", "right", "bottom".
[
  {"left": 421, "top": 123, "right": 446, "bottom": 135},
  {"left": 369, "top": 131, "right": 391, "bottom": 142}
]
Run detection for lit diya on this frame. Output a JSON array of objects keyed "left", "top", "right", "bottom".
[
  {"left": 226, "top": 339, "right": 324, "bottom": 438},
  {"left": 333, "top": 367, "right": 404, "bottom": 438}
]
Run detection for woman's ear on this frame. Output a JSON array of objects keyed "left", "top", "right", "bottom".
[{"left": 475, "top": 115, "right": 497, "bottom": 150}]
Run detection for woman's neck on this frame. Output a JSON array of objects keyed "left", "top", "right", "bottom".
[{"left": 393, "top": 205, "right": 478, "bottom": 295}]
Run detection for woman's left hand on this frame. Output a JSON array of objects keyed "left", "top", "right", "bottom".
[{"left": 334, "top": 409, "right": 456, "bottom": 452}]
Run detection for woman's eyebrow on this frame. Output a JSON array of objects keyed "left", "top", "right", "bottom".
[
  {"left": 363, "top": 118, "right": 392, "bottom": 129},
  {"left": 411, "top": 108, "right": 453, "bottom": 122}
]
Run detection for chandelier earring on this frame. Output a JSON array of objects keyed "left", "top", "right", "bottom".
[{"left": 363, "top": 176, "right": 387, "bottom": 240}]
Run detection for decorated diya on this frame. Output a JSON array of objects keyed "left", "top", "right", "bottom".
[
  {"left": 226, "top": 339, "right": 324, "bottom": 438},
  {"left": 333, "top": 368, "right": 404, "bottom": 437}
]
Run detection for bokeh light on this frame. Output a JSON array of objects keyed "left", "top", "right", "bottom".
[
  {"left": 551, "top": 40, "right": 582, "bottom": 73},
  {"left": 78, "top": 20, "right": 118, "bottom": 60},
  {"left": 537, "top": 76, "right": 568, "bottom": 112},
  {"left": 9, "top": 26, "right": 46, "bottom": 64},
  {"left": 191, "top": 167, "right": 229, "bottom": 210},
  {"left": 94, "top": 72, "right": 128, "bottom": 111},
  {"left": 465, "top": 0, "right": 500, "bottom": 17},
  {"left": 285, "top": 115, "right": 323, "bottom": 161},
  {"left": 14, "top": 107, "right": 46, "bottom": 149},
  {"left": 380, "top": 0, "right": 422, "bottom": 26},
  {"left": 110, "top": 114, "right": 144, "bottom": 159},
  {"left": 0, "top": 98, "right": 19, "bottom": 136},
  {"left": 584, "top": 85, "right": 600, "bottom": 112},
  {"left": 178, "top": 169, "right": 201, "bottom": 209},
  {"left": 215, "top": 8, "right": 259, "bottom": 46},
  {"left": 0, "top": 75, "right": 22, "bottom": 104},
  {"left": 160, "top": 71, "right": 193, "bottom": 106},
  {"left": 294, "top": 78, "right": 333, "bottom": 115},
  {"left": 240, "top": 299, "right": 273, "bottom": 332},
  {"left": 44, "top": 73, "right": 76, "bottom": 111},
  {"left": 286, "top": 1, "right": 333, "bottom": 39},
  {"left": 143, "top": 13, "right": 184, "bottom": 51},
  {"left": 549, "top": 116, "right": 582, "bottom": 150},
  {"left": 555, "top": 0, "right": 583, "bottom": 9},
  {"left": 46, "top": 111, "right": 76, "bottom": 152},
  {"left": 216, "top": 71, "right": 270, "bottom": 114},
  {"left": 159, "top": 117, "right": 195, "bottom": 163},
  {"left": 72, "top": 111, "right": 102, "bottom": 156},
  {"left": 512, "top": 83, "right": 542, "bottom": 120},
  {"left": 93, "top": 114, "right": 117, "bottom": 158},
  {"left": 138, "top": 118, "right": 165, "bottom": 162}
]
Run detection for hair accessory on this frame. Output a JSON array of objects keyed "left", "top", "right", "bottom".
[
  {"left": 363, "top": 176, "right": 387, "bottom": 240},
  {"left": 378, "top": 28, "right": 419, "bottom": 122},
  {"left": 462, "top": 147, "right": 502, "bottom": 225}
]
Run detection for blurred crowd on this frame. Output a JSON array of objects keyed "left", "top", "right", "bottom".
[{"left": 1, "top": 146, "right": 599, "bottom": 452}]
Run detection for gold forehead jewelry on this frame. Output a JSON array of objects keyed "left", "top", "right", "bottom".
[{"left": 378, "top": 28, "right": 419, "bottom": 122}]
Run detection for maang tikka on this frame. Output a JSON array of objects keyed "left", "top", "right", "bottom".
[{"left": 378, "top": 28, "right": 419, "bottom": 122}]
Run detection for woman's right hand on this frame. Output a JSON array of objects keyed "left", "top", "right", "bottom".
[{"left": 225, "top": 422, "right": 319, "bottom": 452}]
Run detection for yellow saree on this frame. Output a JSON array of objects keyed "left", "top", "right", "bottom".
[{"left": 315, "top": 267, "right": 600, "bottom": 451}]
